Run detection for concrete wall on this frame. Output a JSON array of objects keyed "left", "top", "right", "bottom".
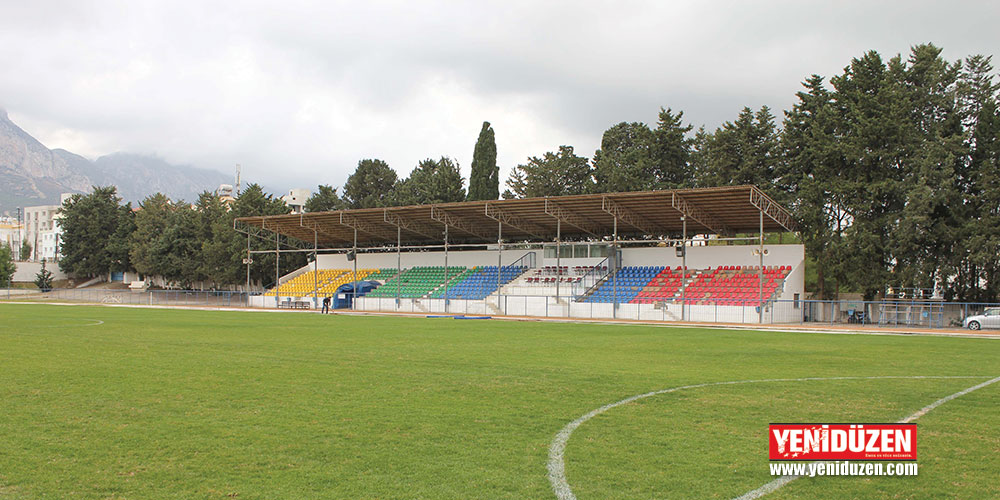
[{"left": 12, "top": 261, "right": 69, "bottom": 282}]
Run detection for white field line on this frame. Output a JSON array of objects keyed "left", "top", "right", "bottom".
[
  {"left": 5, "top": 302, "right": 1000, "bottom": 339},
  {"left": 733, "top": 375, "right": 1000, "bottom": 500},
  {"left": 27, "top": 319, "right": 105, "bottom": 328},
  {"left": 547, "top": 375, "right": 998, "bottom": 500}
]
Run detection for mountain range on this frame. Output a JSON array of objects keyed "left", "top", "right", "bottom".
[{"left": 0, "top": 108, "right": 232, "bottom": 214}]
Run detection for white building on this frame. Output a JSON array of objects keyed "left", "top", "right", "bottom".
[
  {"left": 280, "top": 188, "right": 311, "bottom": 214},
  {"left": 0, "top": 216, "right": 23, "bottom": 257},
  {"left": 216, "top": 184, "right": 236, "bottom": 205},
  {"left": 23, "top": 193, "right": 72, "bottom": 262}
]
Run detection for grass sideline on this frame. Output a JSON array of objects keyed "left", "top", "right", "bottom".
[{"left": 0, "top": 303, "right": 997, "bottom": 499}]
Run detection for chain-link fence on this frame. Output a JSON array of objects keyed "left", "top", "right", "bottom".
[{"left": 2, "top": 288, "right": 251, "bottom": 308}]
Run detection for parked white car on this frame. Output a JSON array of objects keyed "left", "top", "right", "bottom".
[{"left": 963, "top": 307, "right": 1000, "bottom": 330}]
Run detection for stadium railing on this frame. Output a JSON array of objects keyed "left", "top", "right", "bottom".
[{"left": 4, "top": 287, "right": 996, "bottom": 331}]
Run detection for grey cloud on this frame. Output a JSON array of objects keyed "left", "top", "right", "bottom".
[{"left": 1, "top": 0, "right": 998, "bottom": 194}]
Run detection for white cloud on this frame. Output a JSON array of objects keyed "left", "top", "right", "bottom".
[{"left": 1, "top": 0, "right": 998, "bottom": 194}]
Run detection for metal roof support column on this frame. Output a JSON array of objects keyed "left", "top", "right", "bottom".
[
  {"left": 275, "top": 229, "right": 280, "bottom": 308},
  {"left": 759, "top": 209, "right": 764, "bottom": 324},
  {"left": 444, "top": 225, "right": 449, "bottom": 313},
  {"left": 681, "top": 216, "right": 687, "bottom": 321},
  {"left": 556, "top": 219, "right": 561, "bottom": 304},
  {"left": 313, "top": 228, "right": 318, "bottom": 309},
  {"left": 613, "top": 217, "right": 618, "bottom": 319},
  {"left": 245, "top": 236, "right": 251, "bottom": 307},
  {"left": 396, "top": 225, "right": 401, "bottom": 308},
  {"left": 497, "top": 219, "right": 502, "bottom": 300},
  {"left": 352, "top": 227, "right": 358, "bottom": 311}
]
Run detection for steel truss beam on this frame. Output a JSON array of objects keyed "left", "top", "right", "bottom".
[
  {"left": 484, "top": 204, "right": 547, "bottom": 239},
  {"left": 543, "top": 199, "right": 601, "bottom": 237},
  {"left": 749, "top": 187, "right": 796, "bottom": 232},
  {"left": 383, "top": 210, "right": 443, "bottom": 240},
  {"left": 671, "top": 193, "right": 732, "bottom": 236},
  {"left": 299, "top": 218, "right": 352, "bottom": 245},
  {"left": 601, "top": 197, "right": 657, "bottom": 234},
  {"left": 234, "top": 219, "right": 312, "bottom": 250},
  {"left": 339, "top": 213, "right": 396, "bottom": 241},
  {"left": 430, "top": 206, "right": 494, "bottom": 240}
]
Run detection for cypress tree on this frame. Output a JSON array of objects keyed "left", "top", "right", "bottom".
[{"left": 467, "top": 121, "right": 498, "bottom": 200}]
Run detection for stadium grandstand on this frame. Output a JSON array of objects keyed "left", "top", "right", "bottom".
[{"left": 235, "top": 185, "right": 803, "bottom": 323}]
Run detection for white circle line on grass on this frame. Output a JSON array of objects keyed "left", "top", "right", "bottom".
[
  {"left": 547, "top": 375, "right": 998, "bottom": 500},
  {"left": 732, "top": 374, "right": 1000, "bottom": 500},
  {"left": 29, "top": 319, "right": 105, "bottom": 328}
]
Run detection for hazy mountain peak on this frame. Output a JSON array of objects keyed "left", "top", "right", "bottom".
[{"left": 0, "top": 113, "right": 230, "bottom": 211}]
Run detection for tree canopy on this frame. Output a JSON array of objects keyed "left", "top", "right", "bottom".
[
  {"left": 467, "top": 121, "right": 498, "bottom": 200},
  {"left": 58, "top": 186, "right": 124, "bottom": 278},
  {"left": 343, "top": 159, "right": 398, "bottom": 209},
  {"left": 503, "top": 146, "right": 593, "bottom": 198},
  {"left": 392, "top": 157, "right": 466, "bottom": 206},
  {"left": 48, "top": 43, "right": 1000, "bottom": 301},
  {"left": 304, "top": 185, "right": 347, "bottom": 213},
  {"left": 0, "top": 243, "right": 14, "bottom": 287}
]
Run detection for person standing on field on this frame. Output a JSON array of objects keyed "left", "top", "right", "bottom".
[{"left": 322, "top": 295, "right": 331, "bottom": 314}]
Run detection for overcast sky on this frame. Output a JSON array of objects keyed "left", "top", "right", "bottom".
[{"left": 2, "top": 1, "right": 999, "bottom": 194}]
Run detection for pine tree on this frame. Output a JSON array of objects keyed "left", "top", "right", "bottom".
[
  {"left": 58, "top": 186, "right": 124, "bottom": 278},
  {"left": 651, "top": 108, "right": 695, "bottom": 188},
  {"left": 0, "top": 243, "right": 14, "bottom": 287},
  {"left": 467, "top": 122, "right": 498, "bottom": 200},
  {"left": 592, "top": 122, "right": 655, "bottom": 193},
  {"left": 392, "top": 157, "right": 466, "bottom": 206},
  {"left": 34, "top": 259, "right": 53, "bottom": 292},
  {"left": 503, "top": 146, "right": 593, "bottom": 198},
  {"left": 343, "top": 159, "right": 397, "bottom": 208},
  {"left": 304, "top": 185, "right": 347, "bottom": 212}
]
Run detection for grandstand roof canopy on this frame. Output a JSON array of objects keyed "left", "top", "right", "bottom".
[{"left": 235, "top": 185, "right": 796, "bottom": 249}]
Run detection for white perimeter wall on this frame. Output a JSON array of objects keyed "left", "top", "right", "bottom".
[{"left": 261, "top": 244, "right": 806, "bottom": 323}]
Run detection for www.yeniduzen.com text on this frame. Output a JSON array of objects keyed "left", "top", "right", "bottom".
[{"left": 770, "top": 461, "right": 917, "bottom": 477}]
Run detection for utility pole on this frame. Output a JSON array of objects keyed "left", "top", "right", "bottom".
[{"left": 15, "top": 207, "right": 21, "bottom": 261}]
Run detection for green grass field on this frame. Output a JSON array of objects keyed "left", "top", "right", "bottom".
[{"left": 0, "top": 303, "right": 997, "bottom": 499}]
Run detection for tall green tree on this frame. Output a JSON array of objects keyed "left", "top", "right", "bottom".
[
  {"left": 58, "top": 186, "right": 124, "bottom": 278},
  {"left": 130, "top": 193, "right": 173, "bottom": 278},
  {"left": 391, "top": 157, "right": 466, "bottom": 206},
  {"left": 948, "top": 55, "right": 1000, "bottom": 301},
  {"left": 889, "top": 44, "right": 964, "bottom": 292},
  {"left": 783, "top": 74, "right": 847, "bottom": 298},
  {"left": 304, "top": 185, "right": 347, "bottom": 212},
  {"left": 700, "top": 106, "right": 782, "bottom": 191},
  {"left": 503, "top": 146, "right": 593, "bottom": 198},
  {"left": 592, "top": 122, "right": 655, "bottom": 192},
  {"left": 343, "top": 159, "right": 397, "bottom": 208},
  {"left": 107, "top": 203, "right": 135, "bottom": 273},
  {"left": 0, "top": 243, "right": 14, "bottom": 287},
  {"left": 651, "top": 108, "right": 695, "bottom": 188},
  {"left": 19, "top": 240, "right": 31, "bottom": 262},
  {"left": 827, "top": 50, "right": 910, "bottom": 300},
  {"left": 467, "top": 121, "right": 499, "bottom": 200},
  {"left": 152, "top": 204, "right": 203, "bottom": 287},
  {"left": 201, "top": 184, "right": 303, "bottom": 289}
]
